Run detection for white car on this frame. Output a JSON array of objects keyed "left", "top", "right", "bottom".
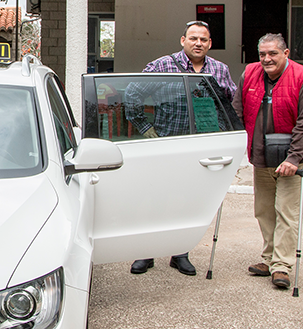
[{"left": 0, "top": 55, "right": 246, "bottom": 328}]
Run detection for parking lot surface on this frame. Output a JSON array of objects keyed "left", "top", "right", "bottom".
[{"left": 88, "top": 164, "right": 303, "bottom": 329}]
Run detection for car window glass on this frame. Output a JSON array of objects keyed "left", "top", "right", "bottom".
[
  {"left": 84, "top": 75, "right": 242, "bottom": 141},
  {"left": 47, "top": 77, "right": 76, "bottom": 157},
  {"left": 189, "top": 75, "right": 244, "bottom": 132},
  {"left": 92, "top": 76, "right": 187, "bottom": 140},
  {"left": 0, "top": 86, "right": 41, "bottom": 177}
]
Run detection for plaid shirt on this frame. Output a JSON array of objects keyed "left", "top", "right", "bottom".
[
  {"left": 125, "top": 50, "right": 236, "bottom": 136},
  {"left": 143, "top": 50, "right": 236, "bottom": 101}
]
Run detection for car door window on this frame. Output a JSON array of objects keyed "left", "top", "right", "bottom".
[
  {"left": 83, "top": 74, "right": 243, "bottom": 141},
  {"left": 46, "top": 77, "right": 76, "bottom": 158},
  {"left": 188, "top": 75, "right": 243, "bottom": 133},
  {"left": 90, "top": 76, "right": 188, "bottom": 140}
]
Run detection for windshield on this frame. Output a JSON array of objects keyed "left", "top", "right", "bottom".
[{"left": 0, "top": 86, "right": 42, "bottom": 178}]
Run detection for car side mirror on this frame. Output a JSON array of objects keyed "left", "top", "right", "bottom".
[{"left": 64, "top": 138, "right": 123, "bottom": 176}]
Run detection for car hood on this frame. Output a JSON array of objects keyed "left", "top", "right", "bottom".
[{"left": 0, "top": 174, "right": 58, "bottom": 290}]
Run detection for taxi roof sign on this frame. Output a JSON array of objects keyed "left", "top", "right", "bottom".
[{"left": 0, "top": 43, "right": 11, "bottom": 62}]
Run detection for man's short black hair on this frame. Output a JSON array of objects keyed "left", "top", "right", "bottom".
[{"left": 183, "top": 21, "right": 211, "bottom": 38}]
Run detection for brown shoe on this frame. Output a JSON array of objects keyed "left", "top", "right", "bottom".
[
  {"left": 248, "top": 263, "right": 270, "bottom": 276},
  {"left": 272, "top": 272, "right": 290, "bottom": 288}
]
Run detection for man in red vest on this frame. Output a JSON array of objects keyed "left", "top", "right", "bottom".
[{"left": 232, "top": 33, "right": 303, "bottom": 288}]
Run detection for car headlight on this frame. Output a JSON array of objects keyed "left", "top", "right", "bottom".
[{"left": 0, "top": 267, "right": 64, "bottom": 329}]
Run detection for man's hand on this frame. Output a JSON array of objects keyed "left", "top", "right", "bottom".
[
  {"left": 275, "top": 161, "right": 298, "bottom": 176},
  {"left": 143, "top": 127, "right": 159, "bottom": 138}
]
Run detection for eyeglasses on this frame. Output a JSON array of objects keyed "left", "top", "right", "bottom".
[{"left": 186, "top": 20, "right": 209, "bottom": 28}]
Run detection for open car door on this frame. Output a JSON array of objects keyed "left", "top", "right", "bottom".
[{"left": 82, "top": 73, "right": 247, "bottom": 264}]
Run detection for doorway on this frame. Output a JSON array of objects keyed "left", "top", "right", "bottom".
[
  {"left": 88, "top": 13, "right": 115, "bottom": 73},
  {"left": 242, "top": 0, "right": 288, "bottom": 63}
]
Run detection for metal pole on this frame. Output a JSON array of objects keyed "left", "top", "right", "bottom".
[
  {"left": 15, "top": 0, "right": 19, "bottom": 61},
  {"left": 206, "top": 202, "right": 223, "bottom": 279},
  {"left": 293, "top": 169, "right": 303, "bottom": 297}
]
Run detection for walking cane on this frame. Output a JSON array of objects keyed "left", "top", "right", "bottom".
[
  {"left": 293, "top": 169, "right": 303, "bottom": 297},
  {"left": 206, "top": 202, "right": 223, "bottom": 279}
]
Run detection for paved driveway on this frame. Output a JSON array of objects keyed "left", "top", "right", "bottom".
[{"left": 88, "top": 193, "right": 303, "bottom": 329}]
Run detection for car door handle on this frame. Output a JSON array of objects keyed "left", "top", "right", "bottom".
[{"left": 199, "top": 156, "right": 233, "bottom": 171}]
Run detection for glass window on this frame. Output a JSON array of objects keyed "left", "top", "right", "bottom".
[
  {"left": 188, "top": 76, "right": 240, "bottom": 132},
  {"left": 100, "top": 20, "right": 115, "bottom": 58},
  {"left": 0, "top": 86, "right": 42, "bottom": 178},
  {"left": 47, "top": 77, "right": 76, "bottom": 157},
  {"left": 94, "top": 76, "right": 188, "bottom": 140},
  {"left": 84, "top": 74, "right": 242, "bottom": 141},
  {"left": 88, "top": 14, "right": 114, "bottom": 73}
]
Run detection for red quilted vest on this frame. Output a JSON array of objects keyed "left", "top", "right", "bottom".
[{"left": 242, "top": 59, "right": 303, "bottom": 159}]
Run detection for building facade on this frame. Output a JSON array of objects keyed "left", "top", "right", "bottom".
[
  {"left": 0, "top": 6, "right": 21, "bottom": 61},
  {"left": 38, "top": 0, "right": 303, "bottom": 121}
]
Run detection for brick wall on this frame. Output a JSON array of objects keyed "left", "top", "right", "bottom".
[
  {"left": 88, "top": 0, "right": 115, "bottom": 13},
  {"left": 40, "top": 0, "right": 115, "bottom": 83},
  {"left": 41, "top": 0, "right": 66, "bottom": 82}
]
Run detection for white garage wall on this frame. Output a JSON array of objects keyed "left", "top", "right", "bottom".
[{"left": 115, "top": 0, "right": 246, "bottom": 83}]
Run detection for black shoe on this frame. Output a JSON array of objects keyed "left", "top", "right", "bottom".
[
  {"left": 170, "top": 256, "right": 196, "bottom": 276},
  {"left": 130, "top": 259, "right": 154, "bottom": 274}
]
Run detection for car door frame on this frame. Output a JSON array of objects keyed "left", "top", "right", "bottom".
[{"left": 81, "top": 73, "right": 247, "bottom": 264}]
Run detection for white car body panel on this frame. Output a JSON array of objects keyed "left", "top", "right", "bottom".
[
  {"left": 55, "top": 285, "right": 89, "bottom": 329},
  {"left": 0, "top": 175, "right": 57, "bottom": 290},
  {"left": 8, "top": 165, "right": 94, "bottom": 291},
  {"left": 92, "top": 131, "right": 247, "bottom": 264},
  {"left": 0, "top": 59, "right": 247, "bottom": 328}
]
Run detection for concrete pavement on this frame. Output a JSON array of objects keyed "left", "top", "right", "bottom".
[
  {"left": 88, "top": 159, "right": 303, "bottom": 329},
  {"left": 229, "top": 154, "right": 253, "bottom": 195}
]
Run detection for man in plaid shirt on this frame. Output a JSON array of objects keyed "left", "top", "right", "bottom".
[
  {"left": 126, "top": 21, "right": 236, "bottom": 139},
  {"left": 129, "top": 21, "right": 236, "bottom": 275}
]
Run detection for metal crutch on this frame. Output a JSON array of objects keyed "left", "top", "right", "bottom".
[
  {"left": 206, "top": 202, "right": 223, "bottom": 280},
  {"left": 293, "top": 169, "right": 303, "bottom": 297}
]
